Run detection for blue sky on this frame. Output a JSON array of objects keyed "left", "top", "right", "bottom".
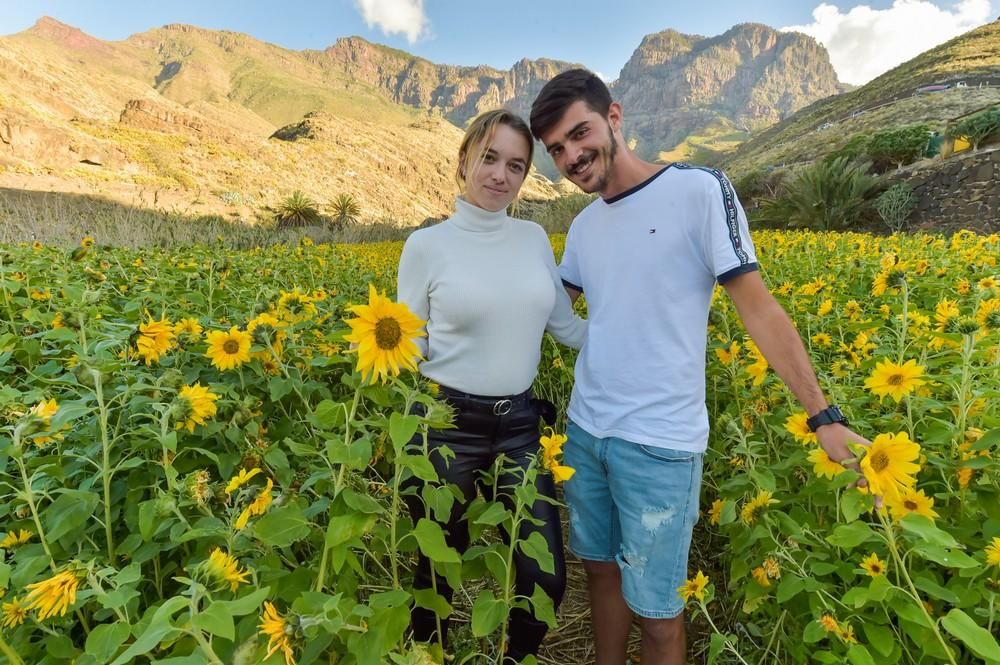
[{"left": 1, "top": 1, "right": 996, "bottom": 84}]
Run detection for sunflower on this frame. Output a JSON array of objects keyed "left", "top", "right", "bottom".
[
  {"left": 885, "top": 487, "right": 938, "bottom": 521},
  {"left": 752, "top": 566, "right": 770, "bottom": 587},
  {"left": 708, "top": 499, "right": 724, "bottom": 526},
  {"left": 174, "top": 318, "right": 204, "bottom": 338},
  {"left": 986, "top": 537, "right": 1000, "bottom": 568},
  {"left": 205, "top": 327, "right": 252, "bottom": 371},
  {"left": 978, "top": 275, "right": 998, "bottom": 291},
  {"left": 175, "top": 384, "right": 219, "bottom": 433},
  {"left": 677, "top": 570, "right": 709, "bottom": 603},
  {"left": 24, "top": 569, "right": 80, "bottom": 620},
  {"left": 0, "top": 597, "right": 28, "bottom": 628},
  {"left": 539, "top": 428, "right": 575, "bottom": 483},
  {"left": 811, "top": 332, "right": 833, "bottom": 348},
  {"left": 135, "top": 318, "right": 176, "bottom": 366},
  {"left": 276, "top": 288, "right": 317, "bottom": 323},
  {"left": 260, "top": 602, "right": 296, "bottom": 665},
  {"left": 977, "top": 298, "right": 1000, "bottom": 331},
  {"left": 247, "top": 312, "right": 287, "bottom": 358},
  {"left": 226, "top": 467, "right": 263, "bottom": 495},
  {"left": 784, "top": 412, "right": 816, "bottom": 445},
  {"left": 235, "top": 478, "right": 274, "bottom": 530},
  {"left": 714, "top": 340, "right": 741, "bottom": 364},
  {"left": 859, "top": 432, "right": 921, "bottom": 502},
  {"left": 201, "top": 548, "right": 250, "bottom": 592},
  {"left": 28, "top": 399, "right": 63, "bottom": 445},
  {"left": 185, "top": 470, "right": 212, "bottom": 507},
  {"left": 343, "top": 285, "right": 425, "bottom": 384},
  {"left": 844, "top": 300, "right": 863, "bottom": 320},
  {"left": 863, "top": 359, "right": 926, "bottom": 402},
  {"left": 817, "top": 299, "right": 833, "bottom": 317},
  {"left": 807, "top": 448, "right": 846, "bottom": 480},
  {"left": 860, "top": 552, "right": 886, "bottom": 577},
  {"left": 0, "top": 529, "right": 33, "bottom": 549},
  {"left": 819, "top": 614, "right": 841, "bottom": 634},
  {"left": 741, "top": 490, "right": 778, "bottom": 524}
]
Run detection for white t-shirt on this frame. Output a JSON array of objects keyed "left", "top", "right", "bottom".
[
  {"left": 398, "top": 197, "right": 587, "bottom": 396},
  {"left": 559, "top": 163, "right": 757, "bottom": 452}
]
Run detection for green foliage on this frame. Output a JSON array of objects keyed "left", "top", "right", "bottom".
[
  {"left": 876, "top": 183, "right": 918, "bottom": 233},
  {"left": 519, "top": 193, "right": 598, "bottom": 234},
  {"left": 949, "top": 105, "right": 1000, "bottom": 151},
  {"left": 866, "top": 124, "right": 931, "bottom": 171},
  {"left": 274, "top": 190, "right": 323, "bottom": 229},
  {"left": 825, "top": 134, "right": 871, "bottom": 165},
  {"left": 733, "top": 168, "right": 789, "bottom": 205},
  {"left": 756, "top": 157, "right": 878, "bottom": 230},
  {"left": 330, "top": 193, "right": 362, "bottom": 229}
]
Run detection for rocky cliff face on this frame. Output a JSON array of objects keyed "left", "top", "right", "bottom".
[
  {"left": 317, "top": 37, "right": 577, "bottom": 126},
  {"left": 611, "top": 23, "right": 844, "bottom": 157}
]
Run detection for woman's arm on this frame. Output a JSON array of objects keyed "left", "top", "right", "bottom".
[
  {"left": 541, "top": 234, "right": 587, "bottom": 350},
  {"left": 397, "top": 233, "right": 431, "bottom": 358}
]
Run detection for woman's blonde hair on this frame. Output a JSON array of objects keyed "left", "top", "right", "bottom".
[{"left": 456, "top": 109, "right": 534, "bottom": 192}]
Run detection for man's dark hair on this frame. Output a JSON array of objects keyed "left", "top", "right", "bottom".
[{"left": 530, "top": 68, "right": 613, "bottom": 140}]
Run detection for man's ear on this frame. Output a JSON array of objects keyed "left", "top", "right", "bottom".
[
  {"left": 607, "top": 102, "right": 624, "bottom": 133},
  {"left": 458, "top": 151, "right": 467, "bottom": 180}
]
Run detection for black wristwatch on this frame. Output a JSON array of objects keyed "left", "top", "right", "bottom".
[{"left": 806, "top": 405, "right": 849, "bottom": 432}]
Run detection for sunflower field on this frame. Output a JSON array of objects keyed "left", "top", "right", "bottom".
[{"left": 0, "top": 229, "right": 997, "bottom": 665}]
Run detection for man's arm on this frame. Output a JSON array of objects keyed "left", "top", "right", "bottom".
[
  {"left": 723, "top": 271, "right": 872, "bottom": 485},
  {"left": 564, "top": 285, "right": 582, "bottom": 306}
]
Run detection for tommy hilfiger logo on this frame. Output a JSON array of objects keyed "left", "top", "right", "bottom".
[{"left": 649, "top": 228, "right": 656, "bottom": 234}]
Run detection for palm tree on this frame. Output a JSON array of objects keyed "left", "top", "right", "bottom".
[
  {"left": 330, "top": 193, "right": 361, "bottom": 229},
  {"left": 274, "top": 191, "right": 322, "bottom": 229}
]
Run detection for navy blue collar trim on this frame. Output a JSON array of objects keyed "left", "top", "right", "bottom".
[{"left": 603, "top": 164, "right": 674, "bottom": 204}]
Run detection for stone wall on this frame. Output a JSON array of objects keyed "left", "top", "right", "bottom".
[{"left": 889, "top": 148, "right": 1000, "bottom": 233}]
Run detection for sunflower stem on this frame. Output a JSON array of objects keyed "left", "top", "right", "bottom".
[
  {"left": 13, "top": 429, "right": 58, "bottom": 573},
  {"left": 92, "top": 371, "right": 116, "bottom": 561},
  {"left": 695, "top": 599, "right": 752, "bottom": 665},
  {"left": 0, "top": 634, "right": 25, "bottom": 665},
  {"left": 877, "top": 510, "right": 958, "bottom": 665}
]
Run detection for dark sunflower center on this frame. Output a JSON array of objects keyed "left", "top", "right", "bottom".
[
  {"left": 223, "top": 340, "right": 241, "bottom": 354},
  {"left": 903, "top": 500, "right": 917, "bottom": 510},
  {"left": 887, "top": 374, "right": 904, "bottom": 386},
  {"left": 374, "top": 317, "right": 402, "bottom": 350},
  {"left": 870, "top": 451, "right": 890, "bottom": 472}
]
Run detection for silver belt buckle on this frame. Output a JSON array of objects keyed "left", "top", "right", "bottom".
[{"left": 492, "top": 399, "right": 513, "bottom": 416}]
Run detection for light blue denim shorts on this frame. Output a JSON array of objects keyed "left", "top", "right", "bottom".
[{"left": 563, "top": 420, "right": 704, "bottom": 619}]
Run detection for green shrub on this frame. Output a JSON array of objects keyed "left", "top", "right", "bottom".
[
  {"left": 274, "top": 190, "right": 322, "bottom": 228},
  {"left": 824, "top": 134, "right": 870, "bottom": 165},
  {"left": 866, "top": 124, "right": 931, "bottom": 172},
  {"left": 949, "top": 105, "right": 1000, "bottom": 151},
  {"left": 875, "top": 182, "right": 917, "bottom": 233},
  {"left": 757, "top": 157, "right": 877, "bottom": 230}
]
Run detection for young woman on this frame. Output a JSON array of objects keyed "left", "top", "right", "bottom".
[{"left": 397, "top": 109, "right": 586, "bottom": 661}]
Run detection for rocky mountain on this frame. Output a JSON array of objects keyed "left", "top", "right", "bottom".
[
  {"left": 719, "top": 18, "right": 1000, "bottom": 176},
  {"left": 0, "top": 18, "right": 557, "bottom": 223},
  {"left": 611, "top": 23, "right": 847, "bottom": 161},
  {"left": 315, "top": 37, "right": 577, "bottom": 128},
  {"left": 0, "top": 17, "right": 845, "bottom": 222}
]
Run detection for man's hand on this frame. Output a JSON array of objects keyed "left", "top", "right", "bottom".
[{"left": 817, "top": 423, "right": 880, "bottom": 507}]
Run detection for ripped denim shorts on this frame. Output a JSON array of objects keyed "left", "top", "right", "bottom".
[{"left": 562, "top": 420, "right": 704, "bottom": 618}]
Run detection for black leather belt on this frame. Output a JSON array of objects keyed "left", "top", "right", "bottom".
[{"left": 438, "top": 385, "right": 532, "bottom": 416}]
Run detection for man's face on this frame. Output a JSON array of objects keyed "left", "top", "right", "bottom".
[{"left": 539, "top": 100, "right": 619, "bottom": 195}]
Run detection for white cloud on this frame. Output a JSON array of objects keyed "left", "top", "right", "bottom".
[
  {"left": 353, "top": 0, "right": 429, "bottom": 44},
  {"left": 782, "top": 0, "right": 994, "bottom": 85}
]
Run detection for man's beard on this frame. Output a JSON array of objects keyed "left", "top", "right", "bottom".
[{"left": 569, "top": 127, "right": 618, "bottom": 194}]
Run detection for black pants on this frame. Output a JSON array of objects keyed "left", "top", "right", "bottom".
[{"left": 404, "top": 391, "right": 565, "bottom": 661}]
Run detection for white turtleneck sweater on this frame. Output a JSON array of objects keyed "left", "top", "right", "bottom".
[{"left": 397, "top": 197, "right": 587, "bottom": 396}]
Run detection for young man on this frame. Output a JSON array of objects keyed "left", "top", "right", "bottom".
[{"left": 529, "top": 69, "right": 872, "bottom": 665}]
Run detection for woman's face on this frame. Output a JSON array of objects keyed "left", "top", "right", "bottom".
[{"left": 462, "top": 124, "right": 530, "bottom": 212}]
